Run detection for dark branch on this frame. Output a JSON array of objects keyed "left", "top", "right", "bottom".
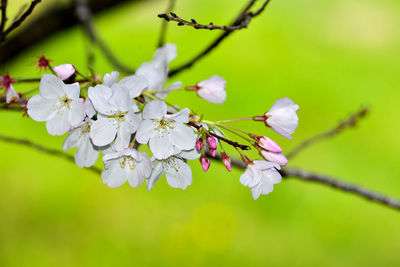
[
  {"left": 1, "top": 0, "right": 41, "bottom": 43},
  {"left": 0, "top": 0, "right": 7, "bottom": 38},
  {"left": 74, "top": 0, "right": 133, "bottom": 73},
  {"left": 157, "top": 0, "right": 175, "bottom": 48},
  {"left": 287, "top": 106, "right": 369, "bottom": 159},
  {"left": 169, "top": 0, "right": 270, "bottom": 77},
  {"left": 158, "top": 12, "right": 251, "bottom": 31}
]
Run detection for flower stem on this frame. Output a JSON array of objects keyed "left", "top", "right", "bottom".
[
  {"left": 216, "top": 117, "right": 254, "bottom": 123},
  {"left": 145, "top": 87, "right": 185, "bottom": 94}
]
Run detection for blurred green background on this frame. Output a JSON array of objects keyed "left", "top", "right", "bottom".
[{"left": 1, "top": 0, "right": 400, "bottom": 266}]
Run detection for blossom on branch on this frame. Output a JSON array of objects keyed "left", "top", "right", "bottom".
[
  {"left": 264, "top": 97, "right": 299, "bottom": 139},
  {"left": 53, "top": 64, "right": 75, "bottom": 80},
  {"left": 195, "top": 75, "right": 227, "bottom": 104}
]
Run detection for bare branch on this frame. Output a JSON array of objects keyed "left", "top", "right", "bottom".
[
  {"left": 74, "top": 0, "right": 133, "bottom": 73},
  {"left": 0, "top": 0, "right": 7, "bottom": 37},
  {"left": 157, "top": 0, "right": 175, "bottom": 48},
  {"left": 1, "top": 0, "right": 42, "bottom": 43},
  {"left": 287, "top": 106, "right": 369, "bottom": 159},
  {"left": 168, "top": 0, "right": 271, "bottom": 77}
]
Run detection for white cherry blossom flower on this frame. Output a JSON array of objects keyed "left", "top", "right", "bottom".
[
  {"left": 196, "top": 75, "right": 227, "bottom": 104},
  {"left": 240, "top": 160, "right": 282, "bottom": 200},
  {"left": 265, "top": 97, "right": 299, "bottom": 139},
  {"left": 103, "top": 71, "right": 120, "bottom": 87},
  {"left": 88, "top": 83, "right": 141, "bottom": 151},
  {"left": 27, "top": 74, "right": 85, "bottom": 136},
  {"left": 62, "top": 119, "right": 99, "bottom": 168},
  {"left": 102, "top": 148, "right": 152, "bottom": 188},
  {"left": 136, "top": 100, "right": 197, "bottom": 159},
  {"left": 6, "top": 84, "right": 19, "bottom": 104},
  {"left": 147, "top": 149, "right": 200, "bottom": 190}
]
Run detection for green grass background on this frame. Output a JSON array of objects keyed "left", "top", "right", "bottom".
[{"left": 1, "top": 0, "right": 400, "bottom": 266}]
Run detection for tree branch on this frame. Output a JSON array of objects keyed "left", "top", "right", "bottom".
[
  {"left": 74, "top": 0, "right": 133, "bottom": 73},
  {"left": 287, "top": 106, "right": 369, "bottom": 159},
  {"left": 0, "top": 0, "right": 7, "bottom": 38},
  {"left": 168, "top": 0, "right": 270, "bottom": 77},
  {"left": 157, "top": 0, "right": 175, "bottom": 48},
  {"left": 1, "top": 133, "right": 398, "bottom": 211}
]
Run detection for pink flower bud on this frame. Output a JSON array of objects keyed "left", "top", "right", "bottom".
[
  {"left": 200, "top": 155, "right": 210, "bottom": 172},
  {"left": 196, "top": 138, "right": 203, "bottom": 151},
  {"left": 53, "top": 64, "right": 75, "bottom": 80},
  {"left": 210, "top": 148, "right": 216, "bottom": 157},
  {"left": 261, "top": 151, "right": 288, "bottom": 166},
  {"left": 206, "top": 135, "right": 217, "bottom": 149},
  {"left": 222, "top": 153, "right": 231, "bottom": 172},
  {"left": 257, "top": 136, "right": 282, "bottom": 153},
  {"left": 196, "top": 75, "right": 227, "bottom": 104}
]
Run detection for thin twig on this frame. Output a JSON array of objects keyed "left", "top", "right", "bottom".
[
  {"left": 287, "top": 106, "right": 369, "bottom": 159},
  {"left": 1, "top": 0, "right": 41, "bottom": 43},
  {"left": 74, "top": 0, "right": 133, "bottom": 73},
  {"left": 169, "top": 0, "right": 271, "bottom": 77},
  {"left": 0, "top": 134, "right": 101, "bottom": 174},
  {"left": 157, "top": 0, "right": 175, "bottom": 48},
  {"left": 0, "top": 0, "right": 7, "bottom": 37}
]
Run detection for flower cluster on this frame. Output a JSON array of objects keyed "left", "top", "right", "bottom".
[{"left": 19, "top": 44, "right": 299, "bottom": 199}]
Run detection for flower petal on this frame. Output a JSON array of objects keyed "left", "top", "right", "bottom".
[
  {"left": 75, "top": 136, "right": 99, "bottom": 168},
  {"left": 166, "top": 108, "right": 190, "bottom": 123},
  {"left": 46, "top": 111, "right": 70, "bottom": 136},
  {"left": 63, "top": 82, "right": 80, "bottom": 99},
  {"left": 119, "top": 74, "right": 148, "bottom": 98},
  {"left": 27, "top": 94, "right": 56, "bottom": 122},
  {"left": 135, "top": 119, "right": 156, "bottom": 144},
  {"left": 149, "top": 134, "right": 174, "bottom": 159},
  {"left": 39, "top": 74, "right": 64, "bottom": 98},
  {"left": 62, "top": 128, "right": 81, "bottom": 151},
  {"left": 169, "top": 123, "right": 196, "bottom": 150},
  {"left": 146, "top": 161, "right": 164, "bottom": 191},
  {"left": 143, "top": 100, "right": 167, "bottom": 120},
  {"left": 90, "top": 117, "right": 117, "bottom": 147},
  {"left": 69, "top": 98, "right": 85, "bottom": 126},
  {"left": 102, "top": 158, "right": 128, "bottom": 188},
  {"left": 165, "top": 157, "right": 192, "bottom": 190},
  {"left": 88, "top": 85, "right": 114, "bottom": 115}
]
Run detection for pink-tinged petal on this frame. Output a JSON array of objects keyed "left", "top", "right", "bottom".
[
  {"left": 265, "top": 97, "right": 299, "bottom": 138},
  {"left": 6, "top": 84, "right": 19, "bottom": 103},
  {"left": 46, "top": 111, "right": 70, "bottom": 136},
  {"left": 195, "top": 138, "right": 203, "bottom": 151},
  {"left": 258, "top": 136, "right": 282, "bottom": 153},
  {"left": 39, "top": 74, "right": 64, "bottom": 98},
  {"left": 206, "top": 135, "right": 217, "bottom": 149},
  {"left": 88, "top": 85, "right": 114, "bottom": 115},
  {"left": 27, "top": 94, "right": 56, "bottom": 122},
  {"left": 200, "top": 155, "right": 210, "bottom": 172},
  {"left": 90, "top": 117, "right": 117, "bottom": 147},
  {"left": 136, "top": 119, "right": 156, "bottom": 144},
  {"left": 222, "top": 153, "right": 232, "bottom": 172},
  {"left": 169, "top": 123, "right": 196, "bottom": 150},
  {"left": 165, "top": 108, "right": 190, "bottom": 123},
  {"left": 143, "top": 100, "right": 167, "bottom": 120},
  {"left": 267, "top": 97, "right": 299, "bottom": 114},
  {"left": 53, "top": 64, "right": 75, "bottom": 80},
  {"left": 261, "top": 151, "right": 288, "bottom": 166},
  {"left": 196, "top": 75, "right": 227, "bottom": 104},
  {"left": 252, "top": 160, "right": 281, "bottom": 170},
  {"left": 149, "top": 134, "right": 174, "bottom": 159},
  {"left": 119, "top": 74, "right": 148, "bottom": 98},
  {"left": 69, "top": 98, "right": 85, "bottom": 126},
  {"left": 64, "top": 82, "right": 80, "bottom": 99}
]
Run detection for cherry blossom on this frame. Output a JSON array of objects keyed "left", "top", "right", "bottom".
[
  {"left": 53, "top": 64, "right": 75, "bottom": 80},
  {"left": 147, "top": 149, "right": 200, "bottom": 190},
  {"left": 62, "top": 119, "right": 99, "bottom": 168},
  {"left": 260, "top": 150, "right": 288, "bottom": 166},
  {"left": 0, "top": 74, "right": 19, "bottom": 104},
  {"left": 196, "top": 75, "right": 227, "bottom": 104},
  {"left": 136, "top": 100, "right": 197, "bottom": 159},
  {"left": 102, "top": 148, "right": 152, "bottom": 188},
  {"left": 88, "top": 83, "right": 141, "bottom": 150},
  {"left": 27, "top": 74, "right": 85, "bottom": 135},
  {"left": 264, "top": 97, "right": 299, "bottom": 139}
]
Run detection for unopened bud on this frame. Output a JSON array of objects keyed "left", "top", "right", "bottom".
[
  {"left": 256, "top": 136, "right": 282, "bottom": 153},
  {"left": 209, "top": 148, "right": 216, "bottom": 157},
  {"left": 200, "top": 154, "right": 210, "bottom": 172},
  {"left": 196, "top": 138, "right": 203, "bottom": 151},
  {"left": 261, "top": 151, "right": 288, "bottom": 166},
  {"left": 222, "top": 152, "right": 231, "bottom": 172},
  {"left": 206, "top": 135, "right": 217, "bottom": 149},
  {"left": 53, "top": 64, "right": 75, "bottom": 80}
]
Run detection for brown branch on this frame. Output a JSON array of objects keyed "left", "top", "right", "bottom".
[
  {"left": 1, "top": 0, "right": 41, "bottom": 43},
  {"left": 287, "top": 106, "right": 369, "bottom": 159},
  {"left": 157, "top": 0, "right": 175, "bottom": 48},
  {"left": 0, "top": 0, "right": 7, "bottom": 37},
  {"left": 74, "top": 0, "right": 133, "bottom": 73},
  {"left": 168, "top": 0, "right": 271, "bottom": 77},
  {"left": 158, "top": 12, "right": 252, "bottom": 31}
]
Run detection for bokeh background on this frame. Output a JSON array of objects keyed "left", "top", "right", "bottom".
[{"left": 1, "top": 0, "right": 400, "bottom": 266}]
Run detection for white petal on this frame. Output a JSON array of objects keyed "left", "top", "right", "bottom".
[
  {"left": 27, "top": 94, "right": 56, "bottom": 122},
  {"left": 46, "top": 111, "right": 70, "bottom": 136},
  {"left": 102, "top": 158, "right": 128, "bottom": 188},
  {"left": 123, "top": 112, "right": 141, "bottom": 133},
  {"left": 6, "top": 84, "right": 19, "bottom": 103},
  {"left": 135, "top": 152, "right": 153, "bottom": 178},
  {"left": 69, "top": 98, "right": 85, "bottom": 126},
  {"left": 267, "top": 97, "right": 299, "bottom": 113},
  {"left": 119, "top": 74, "right": 148, "bottom": 98},
  {"left": 84, "top": 98, "right": 96, "bottom": 118},
  {"left": 136, "top": 62, "right": 165, "bottom": 90},
  {"left": 135, "top": 119, "right": 156, "bottom": 144},
  {"left": 179, "top": 148, "right": 200, "bottom": 160},
  {"left": 154, "top": 43, "right": 177, "bottom": 64},
  {"left": 62, "top": 128, "right": 81, "bottom": 151},
  {"left": 115, "top": 125, "right": 132, "bottom": 151},
  {"left": 165, "top": 157, "right": 192, "bottom": 190},
  {"left": 149, "top": 134, "right": 174, "bottom": 159},
  {"left": 88, "top": 85, "right": 114, "bottom": 115},
  {"left": 109, "top": 84, "right": 130, "bottom": 111},
  {"left": 146, "top": 162, "right": 164, "bottom": 191},
  {"left": 75, "top": 136, "right": 99, "bottom": 168},
  {"left": 166, "top": 108, "right": 190, "bottom": 123},
  {"left": 39, "top": 74, "right": 64, "bottom": 98},
  {"left": 239, "top": 166, "right": 261, "bottom": 188},
  {"left": 143, "top": 100, "right": 167, "bottom": 120},
  {"left": 90, "top": 117, "right": 117, "bottom": 146},
  {"left": 103, "top": 71, "right": 120, "bottom": 87},
  {"left": 169, "top": 123, "right": 196, "bottom": 150},
  {"left": 63, "top": 82, "right": 80, "bottom": 99}
]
